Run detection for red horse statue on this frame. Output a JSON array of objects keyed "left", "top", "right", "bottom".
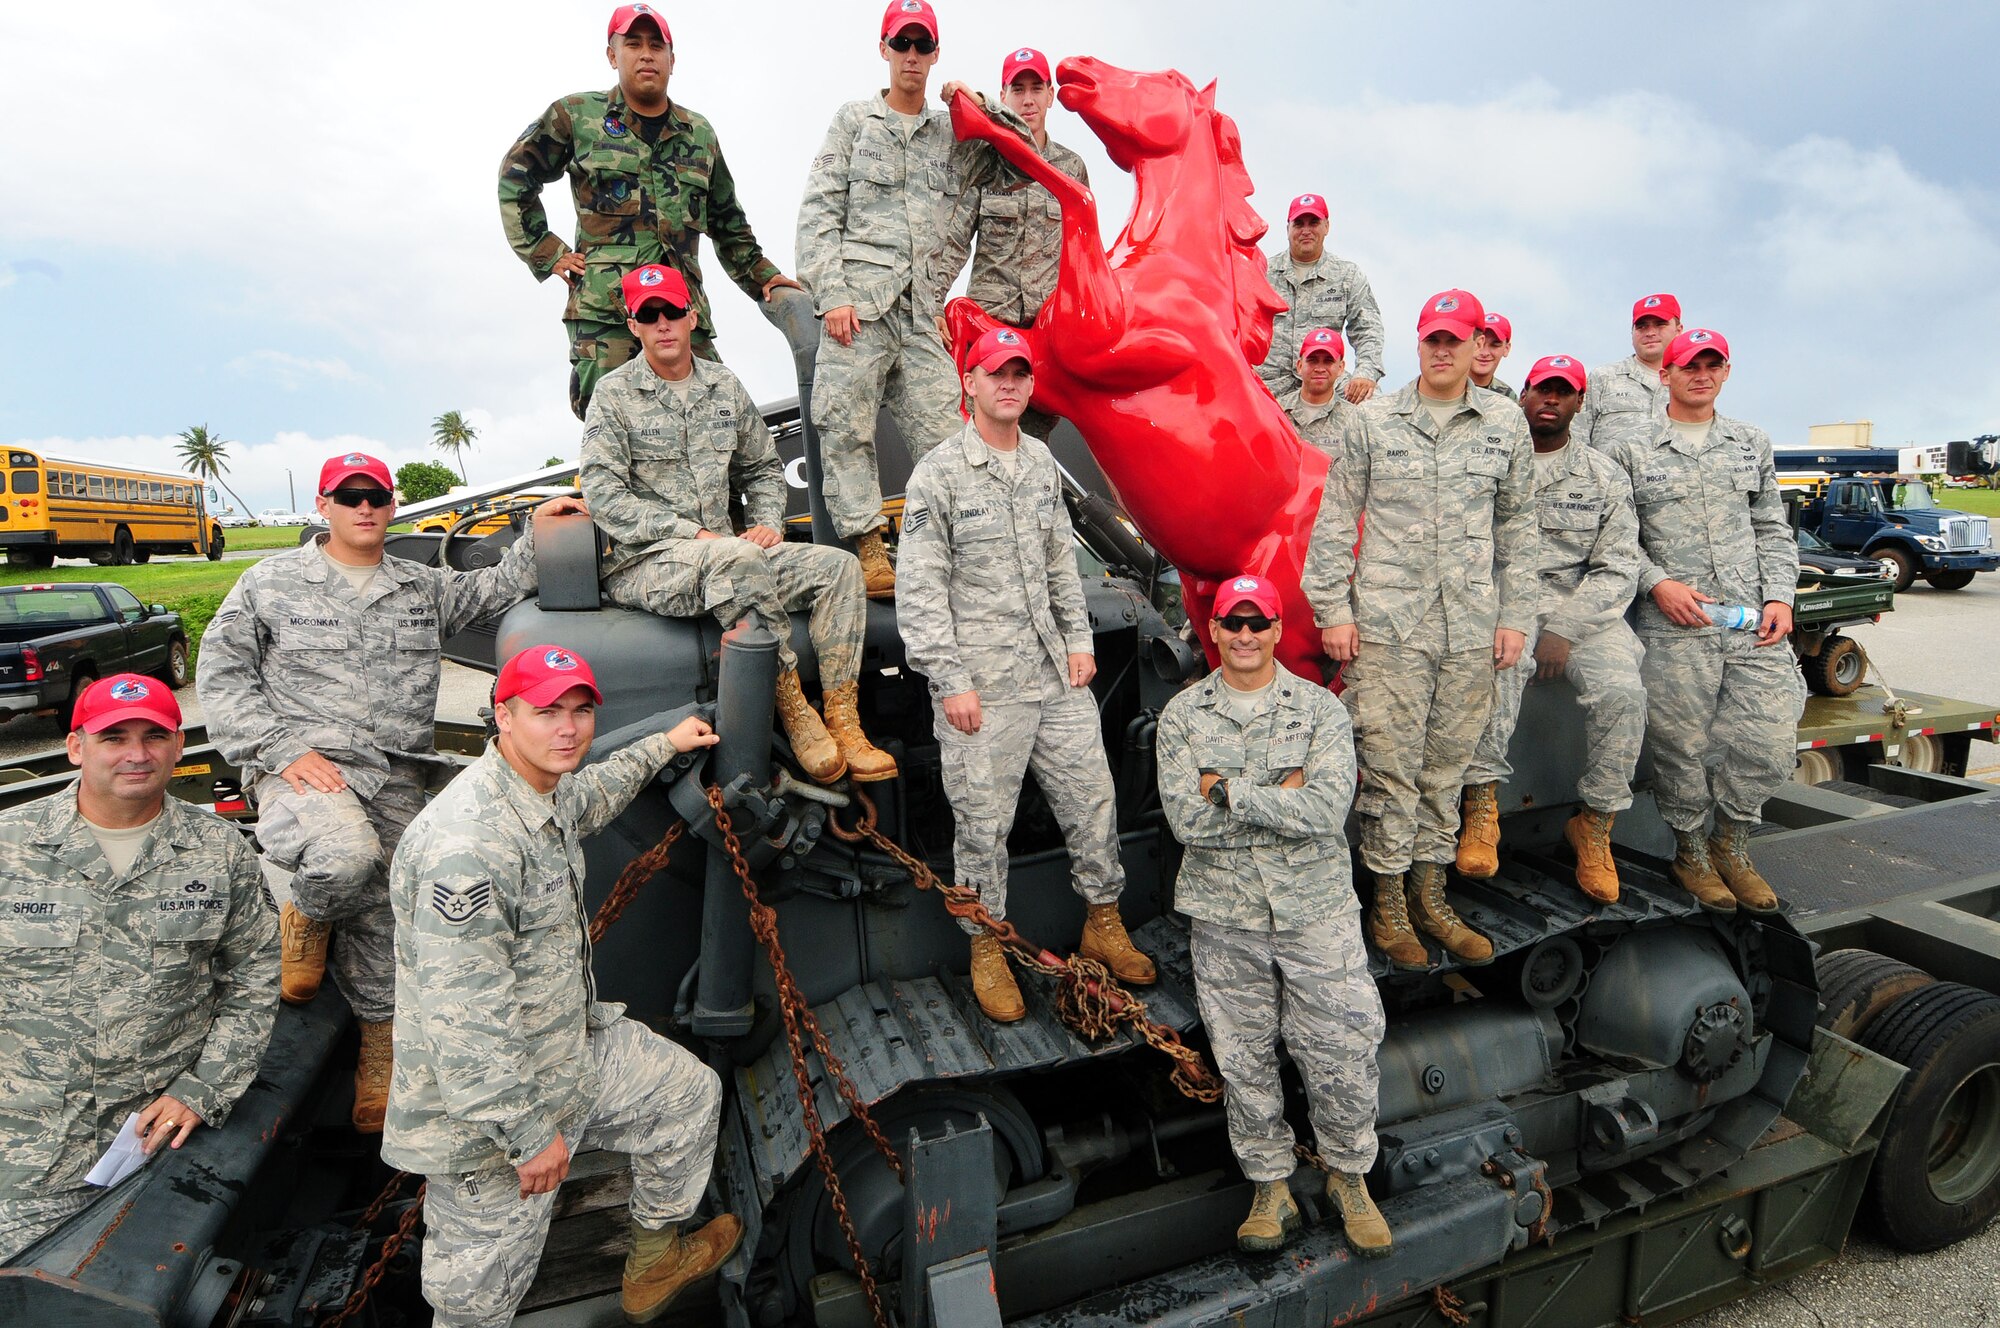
[{"left": 944, "top": 58, "right": 1333, "bottom": 682}]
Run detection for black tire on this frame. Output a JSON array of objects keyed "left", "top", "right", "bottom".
[
  {"left": 65, "top": 667, "right": 97, "bottom": 723},
  {"left": 207, "top": 526, "right": 225, "bottom": 560},
  {"left": 1816, "top": 948, "right": 1936, "bottom": 1040},
  {"left": 111, "top": 527, "right": 135, "bottom": 566},
  {"left": 130, "top": 548, "right": 151, "bottom": 564},
  {"left": 1801, "top": 634, "right": 1867, "bottom": 698},
  {"left": 1877, "top": 546, "right": 1918, "bottom": 593},
  {"left": 1859, "top": 983, "right": 2000, "bottom": 1251},
  {"left": 1926, "top": 570, "right": 1976, "bottom": 591},
  {"left": 27, "top": 550, "right": 54, "bottom": 569},
  {"left": 158, "top": 637, "right": 191, "bottom": 689}
]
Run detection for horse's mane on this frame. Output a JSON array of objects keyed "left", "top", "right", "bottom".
[{"left": 1206, "top": 88, "right": 1288, "bottom": 363}]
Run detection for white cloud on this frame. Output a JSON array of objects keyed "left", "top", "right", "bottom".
[
  {"left": 225, "top": 350, "right": 361, "bottom": 390},
  {"left": 2, "top": 3, "right": 1995, "bottom": 458}
]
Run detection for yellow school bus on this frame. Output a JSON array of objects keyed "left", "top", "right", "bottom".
[{"left": 0, "top": 450, "right": 224, "bottom": 567}]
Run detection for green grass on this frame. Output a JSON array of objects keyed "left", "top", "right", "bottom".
[
  {"left": 1936, "top": 487, "right": 2000, "bottom": 517},
  {"left": 0, "top": 562, "right": 251, "bottom": 665},
  {"left": 222, "top": 524, "right": 316, "bottom": 550}
]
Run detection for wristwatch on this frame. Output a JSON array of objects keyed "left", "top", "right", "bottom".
[{"left": 1205, "top": 778, "right": 1230, "bottom": 808}]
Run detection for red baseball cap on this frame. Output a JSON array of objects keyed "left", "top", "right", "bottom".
[
  {"left": 1663, "top": 328, "right": 1730, "bottom": 368},
  {"left": 607, "top": 3, "right": 670, "bottom": 42},
  {"left": 1416, "top": 289, "right": 1485, "bottom": 342},
  {"left": 1214, "top": 574, "right": 1282, "bottom": 620},
  {"left": 1298, "top": 327, "right": 1345, "bottom": 360},
  {"left": 1002, "top": 47, "right": 1050, "bottom": 86},
  {"left": 496, "top": 645, "right": 605, "bottom": 708},
  {"left": 1632, "top": 292, "right": 1681, "bottom": 324},
  {"left": 966, "top": 326, "right": 1033, "bottom": 373},
  {"left": 881, "top": 0, "right": 938, "bottom": 39},
  {"left": 72, "top": 672, "right": 182, "bottom": 734},
  {"left": 319, "top": 451, "right": 394, "bottom": 494},
  {"left": 1524, "top": 354, "right": 1587, "bottom": 393},
  {"left": 1287, "top": 193, "right": 1328, "bottom": 223},
  {"left": 1480, "top": 311, "right": 1512, "bottom": 343},
  {"left": 622, "top": 264, "right": 691, "bottom": 315}
]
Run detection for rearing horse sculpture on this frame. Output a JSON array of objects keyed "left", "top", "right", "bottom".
[{"left": 944, "top": 58, "right": 1333, "bottom": 682}]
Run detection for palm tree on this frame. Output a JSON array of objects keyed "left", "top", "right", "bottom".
[
  {"left": 431, "top": 411, "right": 478, "bottom": 482},
  {"left": 176, "top": 424, "right": 253, "bottom": 517}
]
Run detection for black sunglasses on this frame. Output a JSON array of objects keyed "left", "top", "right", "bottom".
[
  {"left": 885, "top": 34, "right": 937, "bottom": 54},
  {"left": 1217, "top": 614, "right": 1276, "bottom": 634},
  {"left": 631, "top": 301, "right": 691, "bottom": 324},
  {"left": 326, "top": 487, "right": 393, "bottom": 509}
]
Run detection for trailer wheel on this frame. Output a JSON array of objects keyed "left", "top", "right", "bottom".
[
  {"left": 1877, "top": 546, "right": 1918, "bottom": 593},
  {"left": 1899, "top": 733, "right": 1946, "bottom": 774},
  {"left": 1925, "top": 570, "right": 1975, "bottom": 591},
  {"left": 1793, "top": 748, "right": 1842, "bottom": 786},
  {"left": 1815, "top": 949, "right": 1936, "bottom": 1040},
  {"left": 1860, "top": 983, "right": 2000, "bottom": 1251},
  {"left": 1801, "top": 634, "right": 1867, "bottom": 697}
]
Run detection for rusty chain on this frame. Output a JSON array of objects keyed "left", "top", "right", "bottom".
[
  {"left": 827, "top": 787, "right": 1225, "bottom": 1104},
  {"left": 322, "top": 1180, "right": 428, "bottom": 1328},
  {"left": 707, "top": 785, "right": 895, "bottom": 1328},
  {"left": 589, "top": 820, "right": 685, "bottom": 943}
]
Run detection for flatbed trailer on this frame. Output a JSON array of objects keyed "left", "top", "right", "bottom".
[{"left": 1793, "top": 685, "right": 1999, "bottom": 786}]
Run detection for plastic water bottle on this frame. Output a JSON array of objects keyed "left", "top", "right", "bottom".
[{"left": 1705, "top": 604, "right": 1758, "bottom": 630}]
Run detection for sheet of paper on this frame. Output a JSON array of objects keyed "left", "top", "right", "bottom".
[{"left": 85, "top": 1113, "right": 153, "bottom": 1187}]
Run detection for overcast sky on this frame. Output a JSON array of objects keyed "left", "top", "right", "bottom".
[{"left": 3, "top": 1, "right": 1996, "bottom": 512}]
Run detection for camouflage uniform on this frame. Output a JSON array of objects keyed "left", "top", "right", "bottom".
[
  {"left": 1598, "top": 415, "right": 1803, "bottom": 831},
  {"left": 1475, "top": 378, "right": 1519, "bottom": 403},
  {"left": 500, "top": 89, "right": 782, "bottom": 419},
  {"left": 1577, "top": 354, "right": 1666, "bottom": 454},
  {"left": 1301, "top": 383, "right": 1536, "bottom": 872},
  {"left": 0, "top": 790, "right": 277, "bottom": 1261},
  {"left": 1155, "top": 666, "right": 1383, "bottom": 1178},
  {"left": 898, "top": 424, "right": 1120, "bottom": 932},
  {"left": 1464, "top": 444, "right": 1647, "bottom": 812},
  {"left": 798, "top": 95, "right": 991, "bottom": 539},
  {"left": 582, "top": 354, "right": 866, "bottom": 684},
  {"left": 1257, "top": 252, "right": 1386, "bottom": 398},
  {"left": 382, "top": 734, "right": 721, "bottom": 1328},
  {"left": 198, "top": 532, "right": 539, "bottom": 1022},
  {"left": 1276, "top": 388, "right": 1371, "bottom": 461}
]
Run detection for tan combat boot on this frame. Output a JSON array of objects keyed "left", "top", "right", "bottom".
[
  {"left": 352, "top": 1018, "right": 392, "bottom": 1134},
  {"left": 1078, "top": 903, "right": 1157, "bottom": 985},
  {"left": 819, "top": 680, "right": 899, "bottom": 783},
  {"left": 970, "top": 934, "right": 1026, "bottom": 1023},
  {"left": 1565, "top": 808, "right": 1621, "bottom": 903},
  {"left": 854, "top": 529, "right": 896, "bottom": 599},
  {"left": 622, "top": 1214, "right": 744, "bottom": 1324},
  {"left": 774, "top": 669, "right": 847, "bottom": 784},
  {"left": 1235, "top": 1179, "right": 1300, "bottom": 1253},
  {"left": 1708, "top": 819, "right": 1781, "bottom": 914},
  {"left": 1408, "top": 863, "right": 1494, "bottom": 965},
  {"left": 1671, "top": 829, "right": 1736, "bottom": 913},
  {"left": 279, "top": 902, "right": 332, "bottom": 1005},
  {"left": 1327, "top": 1170, "right": 1393, "bottom": 1259},
  {"left": 1367, "top": 872, "right": 1431, "bottom": 971},
  {"left": 1455, "top": 782, "right": 1502, "bottom": 879}
]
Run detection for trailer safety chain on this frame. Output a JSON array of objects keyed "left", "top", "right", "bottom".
[
  {"left": 588, "top": 819, "right": 685, "bottom": 943},
  {"left": 323, "top": 1175, "right": 427, "bottom": 1328},
  {"left": 1431, "top": 1284, "right": 1472, "bottom": 1327},
  {"left": 827, "top": 787, "right": 1226, "bottom": 1105},
  {"left": 708, "top": 784, "right": 897, "bottom": 1328}
]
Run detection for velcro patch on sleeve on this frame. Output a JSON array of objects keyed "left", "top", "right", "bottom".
[{"left": 431, "top": 880, "right": 495, "bottom": 926}]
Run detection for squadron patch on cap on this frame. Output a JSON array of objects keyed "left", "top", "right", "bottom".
[
  {"left": 543, "top": 648, "right": 580, "bottom": 671},
  {"left": 1434, "top": 295, "right": 1459, "bottom": 313},
  {"left": 109, "top": 679, "right": 151, "bottom": 702}
]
